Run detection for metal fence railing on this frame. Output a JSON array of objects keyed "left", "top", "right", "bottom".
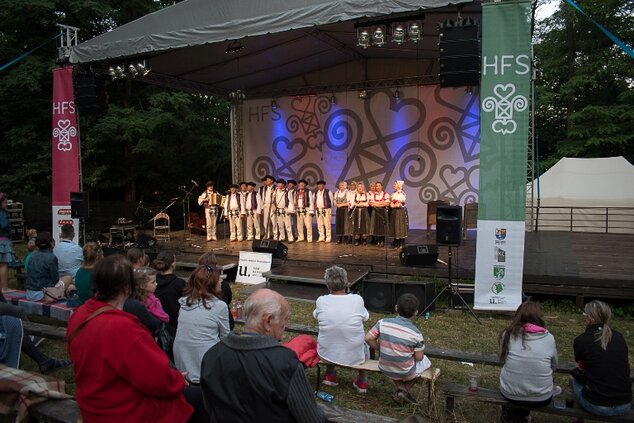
[{"left": 525, "top": 206, "right": 634, "bottom": 233}]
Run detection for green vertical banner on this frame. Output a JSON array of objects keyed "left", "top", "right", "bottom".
[{"left": 474, "top": 0, "right": 532, "bottom": 311}]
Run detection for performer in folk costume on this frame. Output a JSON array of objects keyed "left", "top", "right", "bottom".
[
  {"left": 239, "top": 181, "right": 248, "bottom": 240},
  {"left": 334, "top": 181, "right": 350, "bottom": 244},
  {"left": 286, "top": 180, "right": 298, "bottom": 241},
  {"left": 272, "top": 179, "right": 293, "bottom": 241},
  {"left": 345, "top": 181, "right": 357, "bottom": 244},
  {"left": 295, "top": 179, "right": 315, "bottom": 242},
  {"left": 244, "top": 182, "right": 261, "bottom": 240},
  {"left": 314, "top": 180, "right": 334, "bottom": 243},
  {"left": 351, "top": 182, "right": 370, "bottom": 246},
  {"left": 369, "top": 181, "right": 390, "bottom": 247},
  {"left": 389, "top": 180, "right": 409, "bottom": 248},
  {"left": 224, "top": 184, "right": 245, "bottom": 241},
  {"left": 198, "top": 181, "right": 220, "bottom": 242},
  {"left": 367, "top": 182, "right": 377, "bottom": 245},
  {"left": 258, "top": 175, "right": 276, "bottom": 239}
]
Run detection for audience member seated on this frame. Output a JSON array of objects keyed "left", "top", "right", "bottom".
[
  {"left": 122, "top": 267, "right": 162, "bottom": 335},
  {"left": 23, "top": 229, "right": 38, "bottom": 271},
  {"left": 313, "top": 265, "right": 369, "bottom": 393},
  {"left": 126, "top": 247, "right": 145, "bottom": 269},
  {"left": 174, "top": 264, "right": 230, "bottom": 384},
  {"left": 572, "top": 300, "right": 632, "bottom": 417},
  {"left": 53, "top": 223, "right": 83, "bottom": 290},
  {"left": 365, "top": 293, "right": 431, "bottom": 405},
  {"left": 154, "top": 251, "right": 185, "bottom": 330},
  {"left": 67, "top": 255, "right": 198, "bottom": 423},
  {"left": 25, "top": 232, "right": 60, "bottom": 302},
  {"left": 201, "top": 288, "right": 327, "bottom": 423},
  {"left": 135, "top": 267, "right": 169, "bottom": 323},
  {"left": 498, "top": 301, "right": 558, "bottom": 423},
  {"left": 0, "top": 292, "right": 70, "bottom": 373},
  {"left": 72, "top": 242, "right": 103, "bottom": 306},
  {"left": 197, "top": 252, "right": 234, "bottom": 329}
]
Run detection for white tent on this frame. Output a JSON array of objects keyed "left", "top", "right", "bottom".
[{"left": 526, "top": 157, "right": 634, "bottom": 233}]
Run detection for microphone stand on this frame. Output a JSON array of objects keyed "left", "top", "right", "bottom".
[
  {"left": 374, "top": 207, "right": 389, "bottom": 277},
  {"left": 338, "top": 205, "right": 358, "bottom": 259},
  {"left": 180, "top": 183, "right": 197, "bottom": 242}
]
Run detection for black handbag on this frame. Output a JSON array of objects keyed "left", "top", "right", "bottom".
[{"left": 154, "top": 322, "right": 175, "bottom": 361}]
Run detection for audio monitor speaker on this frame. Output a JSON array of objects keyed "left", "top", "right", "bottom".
[
  {"left": 400, "top": 245, "right": 439, "bottom": 266},
  {"left": 70, "top": 191, "right": 89, "bottom": 218},
  {"left": 436, "top": 205, "right": 462, "bottom": 246},
  {"left": 362, "top": 279, "right": 436, "bottom": 313},
  {"left": 73, "top": 72, "right": 108, "bottom": 116},
  {"left": 252, "top": 240, "right": 288, "bottom": 258},
  {"left": 439, "top": 24, "right": 480, "bottom": 88},
  {"left": 395, "top": 281, "right": 436, "bottom": 313}
]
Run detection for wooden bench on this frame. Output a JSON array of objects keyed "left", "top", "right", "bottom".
[
  {"left": 30, "top": 399, "right": 81, "bottom": 423},
  {"left": 444, "top": 382, "right": 634, "bottom": 422},
  {"left": 23, "top": 321, "right": 67, "bottom": 342}
]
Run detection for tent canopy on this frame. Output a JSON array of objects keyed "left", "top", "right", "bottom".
[
  {"left": 530, "top": 156, "right": 634, "bottom": 206},
  {"left": 70, "top": 0, "right": 479, "bottom": 97}
]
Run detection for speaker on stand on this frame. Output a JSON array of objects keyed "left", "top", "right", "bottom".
[
  {"left": 70, "top": 191, "right": 89, "bottom": 244},
  {"left": 439, "top": 20, "right": 481, "bottom": 88},
  {"left": 73, "top": 71, "right": 108, "bottom": 117}
]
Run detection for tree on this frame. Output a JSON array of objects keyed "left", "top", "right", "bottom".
[{"left": 534, "top": 0, "right": 634, "bottom": 170}]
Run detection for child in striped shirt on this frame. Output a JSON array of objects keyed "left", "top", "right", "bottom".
[{"left": 365, "top": 293, "right": 431, "bottom": 404}]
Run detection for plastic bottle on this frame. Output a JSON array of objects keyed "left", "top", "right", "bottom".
[
  {"left": 424, "top": 311, "right": 430, "bottom": 320},
  {"left": 231, "top": 302, "right": 238, "bottom": 319},
  {"left": 315, "top": 391, "right": 334, "bottom": 403}
]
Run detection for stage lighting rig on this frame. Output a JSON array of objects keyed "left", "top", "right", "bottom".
[
  {"left": 408, "top": 22, "right": 422, "bottom": 42},
  {"left": 357, "top": 28, "right": 370, "bottom": 48},
  {"left": 391, "top": 24, "right": 406, "bottom": 45},
  {"left": 372, "top": 26, "right": 386, "bottom": 47}
]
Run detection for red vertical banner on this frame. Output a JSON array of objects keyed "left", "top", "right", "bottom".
[{"left": 51, "top": 66, "right": 80, "bottom": 242}]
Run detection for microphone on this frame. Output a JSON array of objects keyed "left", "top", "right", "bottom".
[
  {"left": 179, "top": 185, "right": 186, "bottom": 189},
  {"left": 191, "top": 180, "right": 199, "bottom": 188}
]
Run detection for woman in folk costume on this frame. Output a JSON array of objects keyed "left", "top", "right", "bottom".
[
  {"left": 369, "top": 181, "right": 390, "bottom": 247},
  {"left": 334, "top": 181, "right": 349, "bottom": 244},
  {"left": 389, "top": 180, "right": 409, "bottom": 248},
  {"left": 345, "top": 181, "right": 357, "bottom": 244},
  {"left": 351, "top": 182, "right": 370, "bottom": 246}
]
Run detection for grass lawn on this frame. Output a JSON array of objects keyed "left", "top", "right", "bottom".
[{"left": 4, "top": 249, "right": 633, "bottom": 423}]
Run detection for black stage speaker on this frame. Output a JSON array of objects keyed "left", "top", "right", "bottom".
[
  {"left": 70, "top": 191, "right": 89, "bottom": 218},
  {"left": 252, "top": 240, "right": 288, "bottom": 258},
  {"left": 400, "top": 245, "right": 439, "bottom": 266},
  {"left": 451, "top": 283, "right": 474, "bottom": 308},
  {"left": 362, "top": 279, "right": 436, "bottom": 313},
  {"left": 73, "top": 72, "right": 108, "bottom": 116},
  {"left": 436, "top": 205, "right": 462, "bottom": 246},
  {"left": 136, "top": 233, "right": 157, "bottom": 249},
  {"left": 439, "top": 24, "right": 480, "bottom": 88}
]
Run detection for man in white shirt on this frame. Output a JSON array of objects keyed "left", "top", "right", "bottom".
[
  {"left": 294, "top": 179, "right": 314, "bottom": 242},
  {"left": 224, "top": 184, "right": 245, "bottom": 241},
  {"left": 272, "top": 179, "right": 292, "bottom": 241},
  {"left": 258, "top": 175, "right": 276, "bottom": 239},
  {"left": 314, "top": 180, "right": 334, "bottom": 243},
  {"left": 197, "top": 181, "right": 220, "bottom": 241},
  {"left": 285, "top": 180, "right": 297, "bottom": 241},
  {"left": 244, "top": 182, "right": 261, "bottom": 240}
]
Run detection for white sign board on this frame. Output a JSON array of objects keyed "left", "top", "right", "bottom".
[{"left": 236, "top": 251, "right": 273, "bottom": 285}]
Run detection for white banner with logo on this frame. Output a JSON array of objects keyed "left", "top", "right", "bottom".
[{"left": 236, "top": 251, "right": 273, "bottom": 285}]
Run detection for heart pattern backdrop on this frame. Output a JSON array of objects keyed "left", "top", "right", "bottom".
[{"left": 244, "top": 85, "right": 480, "bottom": 229}]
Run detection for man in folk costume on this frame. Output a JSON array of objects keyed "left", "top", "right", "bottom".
[
  {"left": 272, "top": 179, "right": 292, "bottom": 241},
  {"left": 239, "top": 181, "right": 248, "bottom": 240},
  {"left": 285, "top": 180, "right": 298, "bottom": 241},
  {"left": 258, "top": 175, "right": 276, "bottom": 239},
  {"left": 197, "top": 181, "right": 220, "bottom": 242},
  {"left": 314, "top": 180, "right": 334, "bottom": 243},
  {"left": 224, "top": 184, "right": 245, "bottom": 241},
  {"left": 294, "top": 179, "right": 315, "bottom": 242},
  {"left": 244, "top": 182, "right": 261, "bottom": 240}
]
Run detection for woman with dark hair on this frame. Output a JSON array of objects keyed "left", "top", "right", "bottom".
[
  {"left": 173, "top": 263, "right": 230, "bottom": 384},
  {"left": 572, "top": 300, "right": 631, "bottom": 417},
  {"left": 197, "top": 252, "right": 234, "bottom": 329},
  {"left": 126, "top": 247, "right": 145, "bottom": 269},
  {"left": 0, "top": 192, "right": 14, "bottom": 291},
  {"left": 498, "top": 301, "right": 558, "bottom": 423},
  {"left": 72, "top": 242, "right": 103, "bottom": 306},
  {"left": 154, "top": 251, "right": 185, "bottom": 329},
  {"left": 25, "top": 232, "right": 60, "bottom": 301},
  {"left": 67, "top": 255, "right": 193, "bottom": 422}
]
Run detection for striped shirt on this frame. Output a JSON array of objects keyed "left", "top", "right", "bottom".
[{"left": 369, "top": 316, "right": 424, "bottom": 379}]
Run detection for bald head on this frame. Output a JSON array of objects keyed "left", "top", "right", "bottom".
[{"left": 243, "top": 289, "right": 290, "bottom": 339}]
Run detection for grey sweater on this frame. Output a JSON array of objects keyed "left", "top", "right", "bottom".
[{"left": 499, "top": 331, "right": 558, "bottom": 402}]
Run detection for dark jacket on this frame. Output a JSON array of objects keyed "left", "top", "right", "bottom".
[
  {"left": 26, "top": 250, "right": 58, "bottom": 291},
  {"left": 200, "top": 332, "right": 326, "bottom": 423},
  {"left": 573, "top": 324, "right": 632, "bottom": 406},
  {"left": 155, "top": 273, "right": 185, "bottom": 329},
  {"left": 123, "top": 298, "right": 161, "bottom": 334}
]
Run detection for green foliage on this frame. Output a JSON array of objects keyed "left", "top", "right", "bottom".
[{"left": 534, "top": 0, "right": 634, "bottom": 172}]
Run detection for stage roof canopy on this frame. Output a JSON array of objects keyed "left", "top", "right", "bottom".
[{"left": 70, "top": 0, "right": 480, "bottom": 98}]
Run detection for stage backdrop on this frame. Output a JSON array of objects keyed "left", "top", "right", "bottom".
[
  {"left": 51, "top": 67, "right": 80, "bottom": 242},
  {"left": 242, "top": 85, "right": 480, "bottom": 229},
  {"left": 474, "top": 0, "right": 531, "bottom": 311}
]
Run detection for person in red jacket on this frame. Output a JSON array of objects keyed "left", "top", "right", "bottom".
[{"left": 67, "top": 254, "right": 193, "bottom": 423}]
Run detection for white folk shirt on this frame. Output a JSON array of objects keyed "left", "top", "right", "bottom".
[
  {"left": 391, "top": 190, "right": 406, "bottom": 206},
  {"left": 261, "top": 185, "right": 275, "bottom": 206},
  {"left": 334, "top": 189, "right": 348, "bottom": 206},
  {"left": 315, "top": 189, "right": 332, "bottom": 209},
  {"left": 295, "top": 189, "right": 314, "bottom": 213},
  {"left": 274, "top": 189, "right": 287, "bottom": 209},
  {"left": 245, "top": 191, "right": 260, "bottom": 214},
  {"left": 371, "top": 191, "right": 390, "bottom": 205},
  {"left": 225, "top": 193, "right": 243, "bottom": 215}
]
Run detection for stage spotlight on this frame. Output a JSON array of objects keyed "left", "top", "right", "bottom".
[
  {"left": 408, "top": 22, "right": 422, "bottom": 42},
  {"left": 392, "top": 24, "right": 406, "bottom": 45},
  {"left": 135, "top": 61, "right": 150, "bottom": 76},
  {"left": 358, "top": 89, "right": 368, "bottom": 100},
  {"left": 440, "top": 19, "right": 455, "bottom": 29},
  {"left": 271, "top": 99, "right": 278, "bottom": 110},
  {"left": 357, "top": 28, "right": 370, "bottom": 48},
  {"left": 127, "top": 64, "right": 138, "bottom": 77},
  {"left": 114, "top": 65, "right": 125, "bottom": 79},
  {"left": 462, "top": 17, "right": 476, "bottom": 27},
  {"left": 330, "top": 95, "right": 336, "bottom": 105},
  {"left": 393, "top": 88, "right": 400, "bottom": 100},
  {"left": 372, "top": 26, "right": 386, "bottom": 47},
  {"left": 108, "top": 66, "right": 117, "bottom": 79}
]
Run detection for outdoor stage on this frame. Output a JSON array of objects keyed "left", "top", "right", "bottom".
[{"left": 159, "top": 226, "right": 634, "bottom": 306}]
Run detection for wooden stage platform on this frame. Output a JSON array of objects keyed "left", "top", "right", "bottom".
[{"left": 162, "top": 227, "right": 634, "bottom": 305}]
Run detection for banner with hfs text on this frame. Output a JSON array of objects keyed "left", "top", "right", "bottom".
[
  {"left": 52, "top": 67, "right": 80, "bottom": 242},
  {"left": 474, "top": 0, "right": 531, "bottom": 311}
]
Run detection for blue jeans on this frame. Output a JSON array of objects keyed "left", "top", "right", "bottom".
[{"left": 572, "top": 378, "right": 631, "bottom": 416}]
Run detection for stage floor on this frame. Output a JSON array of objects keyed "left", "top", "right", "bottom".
[{"left": 161, "top": 226, "right": 634, "bottom": 303}]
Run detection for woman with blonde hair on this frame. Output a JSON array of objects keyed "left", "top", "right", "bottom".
[{"left": 572, "top": 300, "right": 631, "bottom": 416}]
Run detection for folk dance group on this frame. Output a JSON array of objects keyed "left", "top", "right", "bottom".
[{"left": 197, "top": 175, "right": 409, "bottom": 247}]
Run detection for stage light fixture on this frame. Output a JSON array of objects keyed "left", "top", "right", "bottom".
[
  {"left": 392, "top": 24, "right": 406, "bottom": 45},
  {"left": 462, "top": 17, "right": 476, "bottom": 27},
  {"left": 440, "top": 19, "right": 455, "bottom": 29},
  {"left": 358, "top": 89, "right": 368, "bottom": 99},
  {"left": 270, "top": 100, "right": 278, "bottom": 110},
  {"left": 408, "top": 22, "right": 422, "bottom": 42},
  {"left": 357, "top": 28, "right": 370, "bottom": 48},
  {"left": 127, "top": 64, "right": 138, "bottom": 77},
  {"left": 372, "top": 26, "right": 386, "bottom": 47},
  {"left": 114, "top": 66, "right": 125, "bottom": 79},
  {"left": 330, "top": 95, "right": 336, "bottom": 105},
  {"left": 108, "top": 66, "right": 117, "bottom": 79},
  {"left": 393, "top": 88, "right": 401, "bottom": 100},
  {"left": 135, "top": 61, "right": 150, "bottom": 76},
  {"left": 229, "top": 90, "right": 246, "bottom": 103}
]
